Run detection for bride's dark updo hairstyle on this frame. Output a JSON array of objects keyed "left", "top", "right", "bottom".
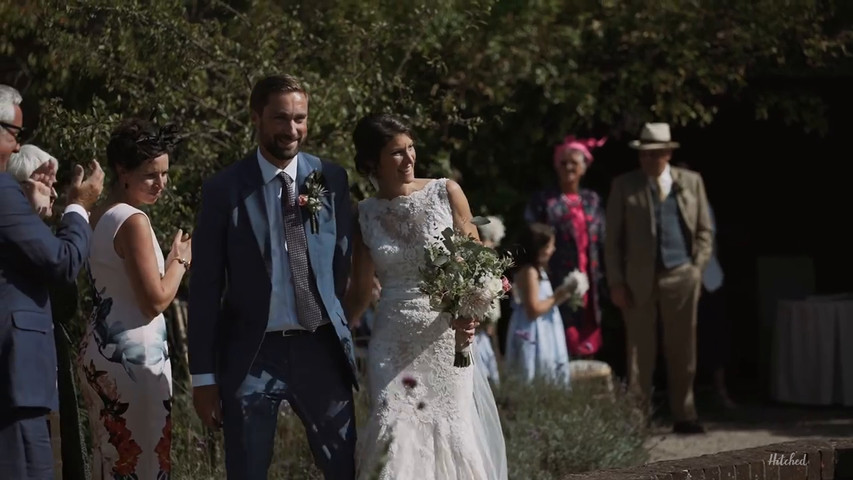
[
  {"left": 352, "top": 113, "right": 413, "bottom": 176},
  {"left": 106, "top": 117, "right": 180, "bottom": 180}
]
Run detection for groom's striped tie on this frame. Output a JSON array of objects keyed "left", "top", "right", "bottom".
[{"left": 279, "top": 172, "right": 326, "bottom": 331}]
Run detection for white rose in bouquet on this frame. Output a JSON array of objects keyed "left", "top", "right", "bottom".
[
  {"left": 561, "top": 269, "right": 589, "bottom": 311},
  {"left": 478, "top": 276, "right": 505, "bottom": 325},
  {"left": 562, "top": 269, "right": 589, "bottom": 295},
  {"left": 482, "top": 275, "right": 505, "bottom": 296},
  {"left": 458, "top": 285, "right": 497, "bottom": 320}
]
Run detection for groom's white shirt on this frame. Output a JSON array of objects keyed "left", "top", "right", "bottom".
[{"left": 191, "top": 148, "right": 303, "bottom": 388}]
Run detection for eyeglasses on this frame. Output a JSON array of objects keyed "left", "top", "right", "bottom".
[{"left": 0, "top": 121, "right": 26, "bottom": 143}]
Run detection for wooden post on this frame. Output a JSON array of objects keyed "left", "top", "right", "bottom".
[
  {"left": 168, "top": 299, "right": 190, "bottom": 380},
  {"left": 47, "top": 410, "right": 63, "bottom": 479}
]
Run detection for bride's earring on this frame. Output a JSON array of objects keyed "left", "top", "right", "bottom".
[{"left": 368, "top": 174, "right": 379, "bottom": 191}]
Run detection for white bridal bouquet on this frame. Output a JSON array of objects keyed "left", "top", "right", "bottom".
[
  {"left": 420, "top": 220, "right": 514, "bottom": 367},
  {"left": 562, "top": 269, "right": 589, "bottom": 311}
]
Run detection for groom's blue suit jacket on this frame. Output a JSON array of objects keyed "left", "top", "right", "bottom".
[
  {"left": 188, "top": 151, "right": 357, "bottom": 397},
  {"left": 0, "top": 172, "right": 90, "bottom": 413}
]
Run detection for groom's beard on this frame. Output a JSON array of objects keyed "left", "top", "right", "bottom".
[{"left": 263, "top": 135, "right": 300, "bottom": 161}]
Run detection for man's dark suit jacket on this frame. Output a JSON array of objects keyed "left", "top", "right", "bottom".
[{"left": 0, "top": 172, "right": 90, "bottom": 413}]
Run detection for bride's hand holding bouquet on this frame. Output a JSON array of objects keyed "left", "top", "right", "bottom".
[{"left": 451, "top": 316, "right": 479, "bottom": 358}]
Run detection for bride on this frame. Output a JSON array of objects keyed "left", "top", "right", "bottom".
[{"left": 345, "top": 114, "right": 507, "bottom": 480}]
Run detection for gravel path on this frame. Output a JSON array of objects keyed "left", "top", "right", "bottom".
[{"left": 644, "top": 402, "right": 853, "bottom": 463}]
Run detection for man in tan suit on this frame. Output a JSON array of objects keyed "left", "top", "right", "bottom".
[{"left": 605, "top": 123, "right": 712, "bottom": 434}]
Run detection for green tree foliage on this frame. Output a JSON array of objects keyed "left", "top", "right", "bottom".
[
  {"left": 2, "top": 1, "right": 851, "bottom": 475},
  {"left": 4, "top": 0, "right": 850, "bottom": 356},
  {"left": 3, "top": 0, "right": 850, "bottom": 240}
]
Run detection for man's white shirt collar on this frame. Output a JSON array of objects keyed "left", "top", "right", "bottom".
[
  {"left": 648, "top": 163, "right": 673, "bottom": 197},
  {"left": 257, "top": 148, "right": 298, "bottom": 184}
]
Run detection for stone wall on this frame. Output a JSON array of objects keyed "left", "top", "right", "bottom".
[{"left": 565, "top": 439, "right": 853, "bottom": 480}]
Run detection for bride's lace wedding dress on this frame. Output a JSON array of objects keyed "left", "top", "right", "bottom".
[{"left": 356, "top": 178, "right": 507, "bottom": 480}]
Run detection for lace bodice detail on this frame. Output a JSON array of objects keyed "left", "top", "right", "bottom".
[{"left": 358, "top": 178, "right": 452, "bottom": 293}]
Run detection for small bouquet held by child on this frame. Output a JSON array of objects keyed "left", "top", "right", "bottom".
[
  {"left": 561, "top": 269, "right": 589, "bottom": 311},
  {"left": 420, "top": 219, "right": 514, "bottom": 367}
]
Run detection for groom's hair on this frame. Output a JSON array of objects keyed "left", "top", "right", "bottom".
[{"left": 250, "top": 75, "right": 308, "bottom": 114}]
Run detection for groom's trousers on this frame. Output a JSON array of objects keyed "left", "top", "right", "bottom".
[{"left": 221, "top": 323, "right": 356, "bottom": 479}]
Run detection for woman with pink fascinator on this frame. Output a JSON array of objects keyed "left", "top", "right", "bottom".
[{"left": 524, "top": 135, "right": 607, "bottom": 359}]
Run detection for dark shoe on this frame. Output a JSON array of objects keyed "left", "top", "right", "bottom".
[{"left": 673, "top": 420, "right": 706, "bottom": 434}]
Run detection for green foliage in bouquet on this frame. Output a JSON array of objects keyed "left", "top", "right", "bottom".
[
  {"left": 419, "top": 220, "right": 514, "bottom": 317},
  {"left": 420, "top": 218, "right": 514, "bottom": 367},
  {"left": 568, "top": 292, "right": 586, "bottom": 312}
]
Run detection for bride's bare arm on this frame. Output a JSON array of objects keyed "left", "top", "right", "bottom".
[
  {"left": 446, "top": 180, "right": 480, "bottom": 241},
  {"left": 344, "top": 218, "right": 376, "bottom": 325}
]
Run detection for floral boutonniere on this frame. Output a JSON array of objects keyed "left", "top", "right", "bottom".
[
  {"left": 672, "top": 181, "right": 682, "bottom": 194},
  {"left": 672, "top": 181, "right": 691, "bottom": 201},
  {"left": 299, "top": 170, "right": 327, "bottom": 234}
]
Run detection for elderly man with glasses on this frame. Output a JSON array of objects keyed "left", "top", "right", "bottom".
[{"left": 0, "top": 84, "right": 104, "bottom": 479}]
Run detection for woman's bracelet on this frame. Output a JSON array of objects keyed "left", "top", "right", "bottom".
[{"left": 174, "top": 257, "right": 191, "bottom": 270}]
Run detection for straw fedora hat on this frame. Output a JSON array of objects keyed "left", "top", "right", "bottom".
[{"left": 628, "top": 122, "right": 680, "bottom": 150}]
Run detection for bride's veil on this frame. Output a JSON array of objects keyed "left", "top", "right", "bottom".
[{"left": 470, "top": 347, "right": 508, "bottom": 480}]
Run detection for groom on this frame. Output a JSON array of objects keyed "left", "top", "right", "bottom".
[{"left": 188, "top": 74, "right": 357, "bottom": 479}]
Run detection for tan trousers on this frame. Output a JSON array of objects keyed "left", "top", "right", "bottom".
[{"left": 624, "top": 262, "right": 701, "bottom": 422}]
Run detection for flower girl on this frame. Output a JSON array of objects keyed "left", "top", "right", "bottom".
[{"left": 505, "top": 223, "right": 575, "bottom": 384}]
